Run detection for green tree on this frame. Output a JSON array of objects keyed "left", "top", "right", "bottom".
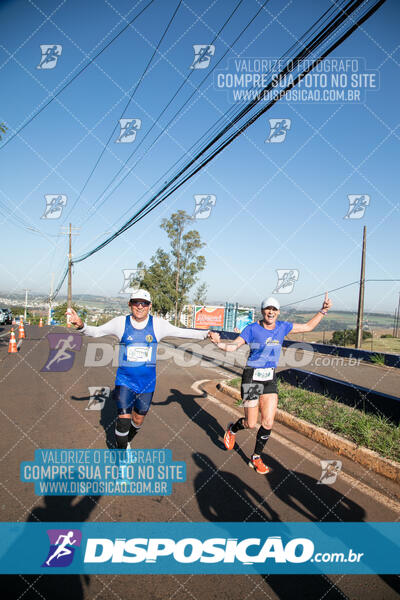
[
  {"left": 135, "top": 249, "right": 175, "bottom": 317},
  {"left": 330, "top": 328, "right": 372, "bottom": 346},
  {"left": 161, "top": 210, "right": 206, "bottom": 325},
  {"left": 132, "top": 211, "right": 206, "bottom": 322},
  {"left": 53, "top": 302, "right": 87, "bottom": 325},
  {"left": 193, "top": 282, "right": 208, "bottom": 305}
]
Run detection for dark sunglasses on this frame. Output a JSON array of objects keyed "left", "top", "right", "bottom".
[{"left": 130, "top": 300, "right": 150, "bottom": 307}]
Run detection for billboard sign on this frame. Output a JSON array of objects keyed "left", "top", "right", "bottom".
[
  {"left": 235, "top": 307, "right": 255, "bottom": 331},
  {"left": 194, "top": 305, "right": 225, "bottom": 329}
]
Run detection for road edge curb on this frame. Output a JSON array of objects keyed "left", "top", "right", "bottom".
[{"left": 217, "top": 381, "right": 400, "bottom": 484}]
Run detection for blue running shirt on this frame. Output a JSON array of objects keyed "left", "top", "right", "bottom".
[
  {"left": 240, "top": 320, "right": 293, "bottom": 368},
  {"left": 115, "top": 315, "right": 158, "bottom": 393}
]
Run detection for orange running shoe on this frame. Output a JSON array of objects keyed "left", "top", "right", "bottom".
[
  {"left": 249, "top": 455, "right": 270, "bottom": 474},
  {"left": 223, "top": 424, "right": 235, "bottom": 450}
]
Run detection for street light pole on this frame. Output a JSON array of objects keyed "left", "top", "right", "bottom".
[
  {"left": 24, "top": 289, "right": 29, "bottom": 322},
  {"left": 48, "top": 273, "right": 54, "bottom": 325}
]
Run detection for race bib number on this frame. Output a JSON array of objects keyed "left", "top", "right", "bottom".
[
  {"left": 253, "top": 367, "right": 274, "bottom": 382},
  {"left": 126, "top": 345, "right": 152, "bottom": 362}
]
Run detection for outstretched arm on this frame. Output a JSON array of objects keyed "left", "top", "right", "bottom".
[
  {"left": 209, "top": 332, "right": 246, "bottom": 352},
  {"left": 291, "top": 292, "right": 332, "bottom": 334},
  {"left": 68, "top": 308, "right": 123, "bottom": 339},
  {"left": 154, "top": 318, "right": 209, "bottom": 341}
]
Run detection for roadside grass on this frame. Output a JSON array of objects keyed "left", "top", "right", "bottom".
[
  {"left": 286, "top": 331, "right": 400, "bottom": 355},
  {"left": 227, "top": 377, "right": 400, "bottom": 462},
  {"left": 370, "top": 353, "right": 386, "bottom": 365}
]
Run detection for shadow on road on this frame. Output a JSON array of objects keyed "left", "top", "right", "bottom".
[
  {"left": 155, "top": 388, "right": 226, "bottom": 450},
  {"left": 192, "top": 451, "right": 280, "bottom": 521},
  {"left": 234, "top": 450, "right": 365, "bottom": 522},
  {"left": 71, "top": 390, "right": 117, "bottom": 449},
  {"left": 2, "top": 494, "right": 100, "bottom": 599}
]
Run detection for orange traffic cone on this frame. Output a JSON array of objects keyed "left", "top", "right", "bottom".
[
  {"left": 18, "top": 319, "right": 25, "bottom": 339},
  {"left": 8, "top": 329, "right": 18, "bottom": 353},
  {"left": 39, "top": 317, "right": 43, "bottom": 327}
]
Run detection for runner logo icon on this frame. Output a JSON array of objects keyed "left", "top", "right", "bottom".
[
  {"left": 317, "top": 460, "right": 342, "bottom": 485},
  {"left": 37, "top": 45, "right": 62, "bottom": 69},
  {"left": 119, "top": 269, "right": 145, "bottom": 294},
  {"left": 41, "top": 333, "right": 82, "bottom": 372},
  {"left": 193, "top": 194, "right": 216, "bottom": 219},
  {"left": 42, "top": 529, "right": 81, "bottom": 567},
  {"left": 344, "top": 194, "right": 370, "bottom": 219},
  {"left": 190, "top": 45, "right": 215, "bottom": 69},
  {"left": 86, "top": 386, "right": 110, "bottom": 411},
  {"left": 273, "top": 269, "right": 299, "bottom": 294},
  {"left": 116, "top": 119, "right": 141, "bottom": 143},
  {"left": 265, "top": 119, "right": 291, "bottom": 143},
  {"left": 41, "top": 194, "right": 67, "bottom": 219}
]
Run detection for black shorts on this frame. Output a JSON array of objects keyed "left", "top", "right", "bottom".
[
  {"left": 240, "top": 367, "right": 278, "bottom": 406},
  {"left": 113, "top": 385, "right": 154, "bottom": 416}
]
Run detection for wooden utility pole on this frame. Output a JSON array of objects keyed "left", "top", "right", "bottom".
[
  {"left": 394, "top": 293, "right": 400, "bottom": 337},
  {"left": 60, "top": 224, "right": 80, "bottom": 327},
  {"left": 67, "top": 223, "right": 72, "bottom": 325},
  {"left": 355, "top": 226, "right": 367, "bottom": 349}
]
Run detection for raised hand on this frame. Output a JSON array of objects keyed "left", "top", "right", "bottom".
[
  {"left": 322, "top": 291, "right": 332, "bottom": 312},
  {"left": 66, "top": 307, "right": 84, "bottom": 328}
]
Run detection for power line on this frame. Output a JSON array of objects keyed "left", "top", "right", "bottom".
[
  {"left": 0, "top": 0, "right": 155, "bottom": 150},
  {"left": 72, "top": 0, "right": 383, "bottom": 263},
  {"left": 280, "top": 279, "right": 400, "bottom": 308},
  {"left": 98, "top": 0, "right": 346, "bottom": 236},
  {"left": 63, "top": 0, "right": 182, "bottom": 224},
  {"left": 79, "top": 0, "right": 247, "bottom": 225},
  {"left": 78, "top": 0, "right": 347, "bottom": 238},
  {"left": 51, "top": 0, "right": 386, "bottom": 297}
]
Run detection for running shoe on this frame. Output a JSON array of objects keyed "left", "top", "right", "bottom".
[
  {"left": 248, "top": 455, "right": 270, "bottom": 475},
  {"left": 223, "top": 423, "right": 235, "bottom": 450}
]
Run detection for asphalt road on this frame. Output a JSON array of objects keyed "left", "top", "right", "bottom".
[{"left": 0, "top": 325, "right": 399, "bottom": 599}]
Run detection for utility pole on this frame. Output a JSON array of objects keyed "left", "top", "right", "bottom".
[
  {"left": 23, "top": 289, "right": 29, "bottom": 321},
  {"left": 355, "top": 226, "right": 366, "bottom": 349},
  {"left": 48, "top": 273, "right": 54, "bottom": 325},
  {"left": 395, "top": 292, "right": 400, "bottom": 338},
  {"left": 60, "top": 224, "right": 80, "bottom": 327},
  {"left": 67, "top": 222, "right": 72, "bottom": 326}
]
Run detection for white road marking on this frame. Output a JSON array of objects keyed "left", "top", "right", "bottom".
[{"left": 191, "top": 380, "right": 400, "bottom": 513}]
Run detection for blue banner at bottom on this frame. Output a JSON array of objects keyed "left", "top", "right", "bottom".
[{"left": 0, "top": 522, "right": 398, "bottom": 574}]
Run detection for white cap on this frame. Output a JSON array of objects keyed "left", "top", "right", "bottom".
[
  {"left": 261, "top": 296, "right": 280, "bottom": 310},
  {"left": 129, "top": 289, "right": 151, "bottom": 303}
]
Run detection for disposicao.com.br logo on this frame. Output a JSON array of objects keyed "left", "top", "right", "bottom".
[{"left": 83, "top": 536, "right": 363, "bottom": 565}]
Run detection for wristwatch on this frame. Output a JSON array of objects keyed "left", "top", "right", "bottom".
[{"left": 319, "top": 310, "right": 327, "bottom": 316}]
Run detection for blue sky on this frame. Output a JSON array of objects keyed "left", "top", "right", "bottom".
[{"left": 1, "top": 0, "right": 399, "bottom": 313}]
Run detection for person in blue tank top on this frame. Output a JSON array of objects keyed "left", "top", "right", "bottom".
[
  {"left": 210, "top": 293, "right": 332, "bottom": 474},
  {"left": 69, "top": 289, "right": 210, "bottom": 449}
]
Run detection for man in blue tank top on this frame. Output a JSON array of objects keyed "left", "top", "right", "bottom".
[
  {"left": 210, "top": 293, "right": 332, "bottom": 474},
  {"left": 69, "top": 289, "right": 209, "bottom": 449}
]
